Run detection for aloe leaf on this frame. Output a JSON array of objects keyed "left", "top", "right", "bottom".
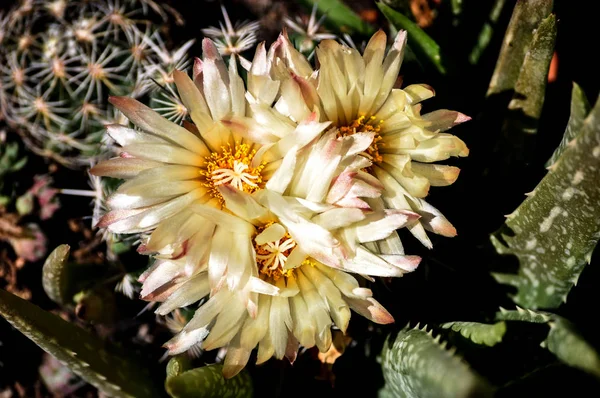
[
  {"left": 377, "top": 2, "right": 446, "bottom": 74},
  {"left": 166, "top": 355, "right": 192, "bottom": 379},
  {"left": 546, "top": 83, "right": 592, "bottom": 166},
  {"left": 299, "top": 0, "right": 374, "bottom": 36},
  {"left": 495, "top": 306, "right": 553, "bottom": 323},
  {"left": 0, "top": 288, "right": 160, "bottom": 397},
  {"left": 165, "top": 363, "right": 253, "bottom": 398},
  {"left": 379, "top": 325, "right": 493, "bottom": 398},
  {"left": 495, "top": 308, "right": 600, "bottom": 378},
  {"left": 491, "top": 93, "right": 600, "bottom": 308},
  {"left": 469, "top": 0, "right": 508, "bottom": 64},
  {"left": 42, "top": 244, "right": 115, "bottom": 306},
  {"left": 506, "top": 14, "right": 556, "bottom": 129},
  {"left": 544, "top": 318, "right": 600, "bottom": 378},
  {"left": 487, "top": 0, "right": 554, "bottom": 96},
  {"left": 42, "top": 244, "right": 72, "bottom": 305},
  {"left": 441, "top": 321, "right": 506, "bottom": 347}
]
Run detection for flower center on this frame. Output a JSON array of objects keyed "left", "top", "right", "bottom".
[
  {"left": 201, "top": 143, "right": 265, "bottom": 204},
  {"left": 254, "top": 223, "right": 299, "bottom": 280},
  {"left": 338, "top": 115, "right": 384, "bottom": 164}
]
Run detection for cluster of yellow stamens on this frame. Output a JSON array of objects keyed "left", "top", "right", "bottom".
[
  {"left": 254, "top": 223, "right": 296, "bottom": 280},
  {"left": 201, "top": 143, "right": 265, "bottom": 204},
  {"left": 338, "top": 115, "right": 384, "bottom": 164}
]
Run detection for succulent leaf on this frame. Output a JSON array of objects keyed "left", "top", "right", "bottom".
[
  {"left": 441, "top": 321, "right": 506, "bottom": 347},
  {"left": 495, "top": 308, "right": 600, "bottom": 378},
  {"left": 546, "top": 83, "right": 592, "bottom": 166},
  {"left": 506, "top": 14, "right": 557, "bottom": 129},
  {"left": 545, "top": 318, "right": 600, "bottom": 378},
  {"left": 165, "top": 363, "right": 253, "bottom": 398},
  {"left": 42, "top": 244, "right": 72, "bottom": 305},
  {"left": 300, "top": 0, "right": 374, "bottom": 36},
  {"left": 377, "top": 1, "right": 446, "bottom": 74},
  {"left": 42, "top": 244, "right": 113, "bottom": 307},
  {"left": 468, "top": 0, "right": 508, "bottom": 65},
  {"left": 0, "top": 288, "right": 160, "bottom": 398},
  {"left": 487, "top": 0, "right": 554, "bottom": 96},
  {"left": 379, "top": 326, "right": 493, "bottom": 398},
  {"left": 491, "top": 93, "right": 600, "bottom": 308}
]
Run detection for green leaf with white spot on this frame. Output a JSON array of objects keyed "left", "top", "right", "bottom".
[
  {"left": 165, "top": 355, "right": 192, "bottom": 379},
  {"left": 0, "top": 288, "right": 160, "bottom": 398},
  {"left": 441, "top": 321, "right": 506, "bottom": 347},
  {"left": 494, "top": 307, "right": 553, "bottom": 323},
  {"left": 505, "top": 13, "right": 556, "bottom": 133},
  {"left": 487, "top": 0, "right": 554, "bottom": 96},
  {"left": 546, "top": 83, "right": 592, "bottom": 166},
  {"left": 544, "top": 318, "right": 600, "bottom": 378},
  {"left": 42, "top": 244, "right": 115, "bottom": 306},
  {"left": 377, "top": 2, "right": 446, "bottom": 74},
  {"left": 491, "top": 93, "right": 600, "bottom": 308},
  {"left": 379, "top": 326, "right": 493, "bottom": 398},
  {"left": 42, "top": 245, "right": 72, "bottom": 305},
  {"left": 495, "top": 308, "right": 600, "bottom": 378},
  {"left": 165, "top": 363, "right": 253, "bottom": 398},
  {"left": 299, "top": 0, "right": 374, "bottom": 36}
]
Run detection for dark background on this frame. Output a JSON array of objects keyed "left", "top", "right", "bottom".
[{"left": 1, "top": 0, "right": 599, "bottom": 396}]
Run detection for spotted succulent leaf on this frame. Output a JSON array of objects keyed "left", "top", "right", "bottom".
[
  {"left": 42, "top": 244, "right": 72, "bottom": 305},
  {"left": 487, "top": 0, "right": 554, "bottom": 97},
  {"left": 544, "top": 318, "right": 600, "bottom": 378},
  {"left": 165, "top": 363, "right": 253, "bottom": 398},
  {"left": 379, "top": 325, "right": 493, "bottom": 398},
  {"left": 441, "top": 321, "right": 506, "bottom": 347},
  {"left": 546, "top": 83, "right": 591, "bottom": 166},
  {"left": 494, "top": 306, "right": 553, "bottom": 323},
  {"left": 504, "top": 13, "right": 556, "bottom": 133},
  {"left": 491, "top": 93, "right": 600, "bottom": 308},
  {"left": 0, "top": 288, "right": 160, "bottom": 398},
  {"left": 495, "top": 308, "right": 600, "bottom": 378},
  {"left": 42, "top": 244, "right": 113, "bottom": 306}
]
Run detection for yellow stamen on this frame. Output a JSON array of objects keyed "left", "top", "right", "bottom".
[
  {"left": 201, "top": 143, "right": 265, "bottom": 204},
  {"left": 338, "top": 115, "right": 384, "bottom": 164},
  {"left": 253, "top": 223, "right": 314, "bottom": 281}
]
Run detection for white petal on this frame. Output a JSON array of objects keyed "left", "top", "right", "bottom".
[
  {"left": 156, "top": 273, "right": 210, "bottom": 315},
  {"left": 90, "top": 157, "right": 161, "bottom": 179},
  {"left": 203, "top": 295, "right": 247, "bottom": 350},
  {"left": 269, "top": 293, "right": 292, "bottom": 359},
  {"left": 190, "top": 203, "right": 256, "bottom": 235},
  {"left": 354, "top": 209, "right": 420, "bottom": 243},
  {"left": 240, "top": 294, "right": 272, "bottom": 349},
  {"left": 201, "top": 38, "right": 231, "bottom": 121},
  {"left": 311, "top": 207, "right": 366, "bottom": 230},
  {"left": 109, "top": 96, "right": 209, "bottom": 156},
  {"left": 255, "top": 222, "right": 286, "bottom": 245}
]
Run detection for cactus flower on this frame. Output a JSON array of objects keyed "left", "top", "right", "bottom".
[
  {"left": 142, "top": 130, "right": 421, "bottom": 378},
  {"left": 264, "top": 30, "right": 470, "bottom": 248}
]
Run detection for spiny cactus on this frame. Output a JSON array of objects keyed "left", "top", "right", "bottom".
[{"left": 0, "top": 0, "right": 191, "bottom": 167}]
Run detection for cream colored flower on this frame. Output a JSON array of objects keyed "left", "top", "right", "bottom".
[
  {"left": 263, "top": 30, "right": 470, "bottom": 248},
  {"left": 91, "top": 38, "right": 329, "bottom": 235},
  {"left": 90, "top": 35, "right": 429, "bottom": 378},
  {"left": 141, "top": 130, "right": 421, "bottom": 377}
]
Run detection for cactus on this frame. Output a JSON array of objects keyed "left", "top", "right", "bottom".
[
  {"left": 379, "top": 325, "right": 493, "bottom": 398},
  {"left": 0, "top": 0, "right": 190, "bottom": 167}
]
